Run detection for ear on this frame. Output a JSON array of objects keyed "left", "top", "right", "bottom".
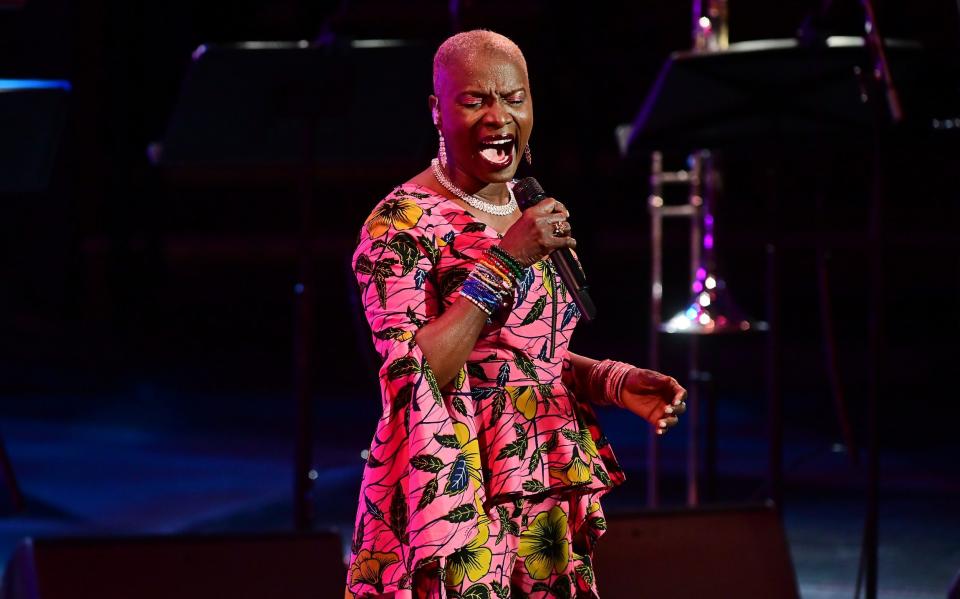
[{"left": 428, "top": 95, "right": 440, "bottom": 128}]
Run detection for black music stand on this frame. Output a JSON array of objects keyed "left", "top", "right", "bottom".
[
  {"left": 159, "top": 40, "right": 433, "bottom": 530},
  {"left": 0, "top": 79, "right": 70, "bottom": 193},
  {"left": 0, "top": 78, "right": 70, "bottom": 513},
  {"left": 627, "top": 38, "right": 957, "bottom": 153},
  {"left": 627, "top": 37, "right": 960, "bottom": 599}
]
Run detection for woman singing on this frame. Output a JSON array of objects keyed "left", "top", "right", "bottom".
[{"left": 347, "top": 29, "right": 686, "bottom": 598}]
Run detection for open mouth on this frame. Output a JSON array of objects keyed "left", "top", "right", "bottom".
[{"left": 477, "top": 134, "right": 516, "bottom": 168}]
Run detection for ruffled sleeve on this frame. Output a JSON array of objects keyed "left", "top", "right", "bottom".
[{"left": 348, "top": 188, "right": 487, "bottom": 595}]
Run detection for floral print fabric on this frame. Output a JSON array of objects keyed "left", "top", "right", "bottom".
[
  {"left": 347, "top": 184, "right": 624, "bottom": 597},
  {"left": 409, "top": 494, "right": 609, "bottom": 597}
]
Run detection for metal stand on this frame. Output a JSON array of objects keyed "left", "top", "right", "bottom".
[
  {"left": 647, "top": 150, "right": 767, "bottom": 507},
  {"left": 857, "top": 4, "right": 900, "bottom": 596}
]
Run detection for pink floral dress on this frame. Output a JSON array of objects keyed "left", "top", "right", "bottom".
[{"left": 347, "top": 184, "right": 624, "bottom": 597}]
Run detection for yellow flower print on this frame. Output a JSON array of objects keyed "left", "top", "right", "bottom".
[
  {"left": 506, "top": 386, "right": 537, "bottom": 420},
  {"left": 518, "top": 506, "right": 570, "bottom": 580},
  {"left": 365, "top": 197, "right": 424, "bottom": 238},
  {"left": 581, "top": 432, "right": 600, "bottom": 459},
  {"left": 566, "top": 453, "right": 592, "bottom": 484},
  {"left": 549, "top": 449, "right": 592, "bottom": 486},
  {"left": 350, "top": 549, "right": 400, "bottom": 592},
  {"left": 445, "top": 500, "right": 493, "bottom": 586}
]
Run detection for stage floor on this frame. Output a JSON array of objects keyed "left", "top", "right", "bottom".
[{"left": 1, "top": 385, "right": 957, "bottom": 597}]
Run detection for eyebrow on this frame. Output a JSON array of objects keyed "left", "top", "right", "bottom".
[{"left": 459, "top": 88, "right": 527, "bottom": 98}]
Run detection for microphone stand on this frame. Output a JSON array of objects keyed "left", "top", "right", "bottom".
[
  {"left": 798, "top": 2, "right": 900, "bottom": 596},
  {"left": 855, "top": 1, "right": 902, "bottom": 597}
]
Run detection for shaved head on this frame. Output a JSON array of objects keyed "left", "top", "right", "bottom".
[{"left": 433, "top": 29, "right": 528, "bottom": 96}]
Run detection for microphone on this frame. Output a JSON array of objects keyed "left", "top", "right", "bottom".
[{"left": 513, "top": 177, "right": 597, "bottom": 321}]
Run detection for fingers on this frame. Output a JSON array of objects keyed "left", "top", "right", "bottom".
[
  {"left": 656, "top": 385, "right": 687, "bottom": 435},
  {"left": 672, "top": 386, "right": 688, "bottom": 407},
  {"left": 665, "top": 400, "right": 687, "bottom": 415},
  {"left": 506, "top": 196, "right": 576, "bottom": 263},
  {"left": 549, "top": 217, "right": 571, "bottom": 238},
  {"left": 532, "top": 197, "right": 570, "bottom": 219},
  {"left": 538, "top": 212, "right": 574, "bottom": 250},
  {"left": 655, "top": 415, "right": 680, "bottom": 435}
]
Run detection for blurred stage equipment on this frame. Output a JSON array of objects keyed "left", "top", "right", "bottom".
[
  {"left": 0, "top": 79, "right": 70, "bottom": 194},
  {"left": 647, "top": 148, "right": 764, "bottom": 509},
  {"left": 627, "top": 1, "right": 959, "bottom": 597},
  {"left": 158, "top": 40, "right": 433, "bottom": 530},
  {"left": 1, "top": 78, "right": 71, "bottom": 514},
  {"left": 593, "top": 503, "right": 799, "bottom": 599},
  {"left": 643, "top": 1, "right": 766, "bottom": 510},
  {"left": 0, "top": 532, "right": 345, "bottom": 599},
  {"left": 692, "top": 0, "right": 728, "bottom": 52}
]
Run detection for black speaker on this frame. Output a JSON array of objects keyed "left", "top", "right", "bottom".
[
  {"left": 593, "top": 503, "right": 799, "bottom": 599},
  {"left": 0, "top": 532, "right": 345, "bottom": 599}
]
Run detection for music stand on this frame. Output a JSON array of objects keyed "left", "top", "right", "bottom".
[
  {"left": 0, "top": 79, "right": 70, "bottom": 193},
  {"left": 159, "top": 40, "right": 434, "bottom": 530},
  {"left": 0, "top": 78, "right": 70, "bottom": 513}
]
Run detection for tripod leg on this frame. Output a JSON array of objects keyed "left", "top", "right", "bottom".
[
  {"left": 687, "top": 336, "right": 700, "bottom": 507},
  {"left": 816, "top": 248, "right": 859, "bottom": 466},
  {"left": 766, "top": 243, "right": 783, "bottom": 509}
]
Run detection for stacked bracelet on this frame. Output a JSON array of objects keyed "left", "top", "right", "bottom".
[
  {"left": 459, "top": 246, "right": 524, "bottom": 317},
  {"left": 460, "top": 275, "right": 505, "bottom": 315},
  {"left": 487, "top": 246, "right": 527, "bottom": 281},
  {"left": 587, "top": 359, "right": 634, "bottom": 408}
]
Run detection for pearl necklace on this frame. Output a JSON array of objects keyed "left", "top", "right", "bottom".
[{"left": 431, "top": 158, "right": 518, "bottom": 216}]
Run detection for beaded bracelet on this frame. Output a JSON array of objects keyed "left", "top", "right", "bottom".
[
  {"left": 472, "top": 265, "right": 512, "bottom": 296},
  {"left": 586, "top": 359, "right": 634, "bottom": 408},
  {"left": 488, "top": 246, "right": 527, "bottom": 281},
  {"left": 460, "top": 246, "right": 525, "bottom": 317},
  {"left": 478, "top": 259, "right": 513, "bottom": 289},
  {"left": 460, "top": 275, "right": 504, "bottom": 316}
]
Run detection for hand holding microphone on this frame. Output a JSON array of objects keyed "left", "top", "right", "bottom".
[{"left": 498, "top": 177, "right": 596, "bottom": 321}]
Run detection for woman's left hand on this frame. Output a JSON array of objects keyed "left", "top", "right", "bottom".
[{"left": 619, "top": 368, "right": 687, "bottom": 435}]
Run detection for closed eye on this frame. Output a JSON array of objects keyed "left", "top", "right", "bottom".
[{"left": 505, "top": 91, "right": 526, "bottom": 105}]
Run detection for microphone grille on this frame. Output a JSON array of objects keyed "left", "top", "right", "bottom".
[{"left": 513, "top": 177, "right": 545, "bottom": 208}]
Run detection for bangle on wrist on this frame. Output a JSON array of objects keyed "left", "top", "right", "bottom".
[{"left": 586, "top": 359, "right": 634, "bottom": 408}]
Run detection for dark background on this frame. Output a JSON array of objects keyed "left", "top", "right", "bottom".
[{"left": 1, "top": 0, "right": 958, "bottom": 496}]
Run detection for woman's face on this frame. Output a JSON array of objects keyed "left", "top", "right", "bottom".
[{"left": 432, "top": 50, "right": 533, "bottom": 187}]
